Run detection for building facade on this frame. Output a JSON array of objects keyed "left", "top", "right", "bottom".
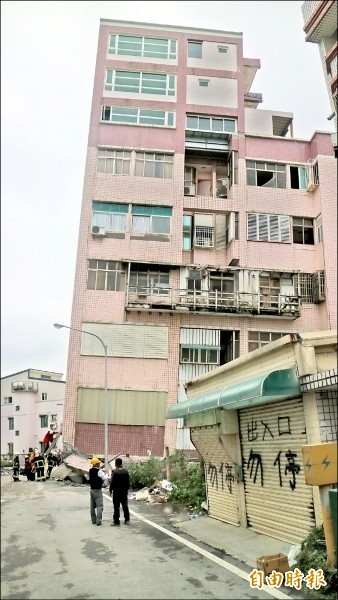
[
  {"left": 1, "top": 369, "right": 65, "bottom": 456},
  {"left": 63, "top": 19, "right": 337, "bottom": 459},
  {"left": 302, "top": 0, "right": 338, "bottom": 156},
  {"left": 167, "top": 330, "right": 337, "bottom": 543}
]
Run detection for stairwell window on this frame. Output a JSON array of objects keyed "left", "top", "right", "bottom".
[
  {"left": 8, "top": 417, "right": 14, "bottom": 430},
  {"left": 198, "top": 79, "right": 209, "bottom": 87},
  {"left": 246, "top": 161, "right": 286, "bottom": 188},
  {"left": 87, "top": 260, "right": 125, "bottom": 291},
  {"left": 292, "top": 217, "right": 314, "bottom": 245},
  {"left": 105, "top": 69, "right": 176, "bottom": 96},
  {"left": 135, "top": 153, "right": 173, "bottom": 178},
  {"left": 42, "top": 393, "right": 48, "bottom": 401}
]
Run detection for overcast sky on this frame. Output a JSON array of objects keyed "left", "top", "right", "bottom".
[{"left": 1, "top": 1, "right": 333, "bottom": 379}]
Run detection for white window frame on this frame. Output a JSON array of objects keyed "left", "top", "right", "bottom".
[
  {"left": 246, "top": 161, "right": 286, "bottom": 188},
  {"left": 181, "top": 346, "right": 219, "bottom": 364},
  {"left": 186, "top": 114, "right": 237, "bottom": 134},
  {"left": 131, "top": 214, "right": 171, "bottom": 236},
  {"left": 97, "top": 149, "right": 131, "bottom": 175},
  {"left": 135, "top": 152, "right": 173, "bottom": 178},
  {"left": 42, "top": 393, "right": 48, "bottom": 401},
  {"left": 87, "top": 260, "right": 125, "bottom": 292},
  {"left": 248, "top": 331, "right": 289, "bottom": 352},
  {"left": 101, "top": 106, "right": 175, "bottom": 128},
  {"left": 108, "top": 34, "right": 177, "bottom": 60},
  {"left": 105, "top": 69, "right": 176, "bottom": 96}
]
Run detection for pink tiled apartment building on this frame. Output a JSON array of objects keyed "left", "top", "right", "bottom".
[{"left": 62, "top": 19, "right": 337, "bottom": 459}]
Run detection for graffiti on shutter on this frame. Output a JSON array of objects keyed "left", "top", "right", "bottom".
[
  {"left": 191, "top": 425, "right": 239, "bottom": 526},
  {"left": 239, "top": 397, "right": 315, "bottom": 544}
]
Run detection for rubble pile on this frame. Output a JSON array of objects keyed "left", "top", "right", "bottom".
[{"left": 130, "top": 479, "right": 175, "bottom": 503}]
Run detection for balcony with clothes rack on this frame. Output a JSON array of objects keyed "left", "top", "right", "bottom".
[{"left": 125, "top": 287, "right": 301, "bottom": 318}]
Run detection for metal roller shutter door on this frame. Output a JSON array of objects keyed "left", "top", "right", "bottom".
[
  {"left": 239, "top": 397, "right": 315, "bottom": 544},
  {"left": 191, "top": 425, "right": 239, "bottom": 525}
]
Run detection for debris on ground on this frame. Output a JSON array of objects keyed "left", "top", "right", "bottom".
[{"left": 134, "top": 479, "right": 177, "bottom": 503}]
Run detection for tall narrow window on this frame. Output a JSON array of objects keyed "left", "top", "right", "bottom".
[
  {"left": 183, "top": 215, "right": 193, "bottom": 250},
  {"left": 8, "top": 417, "right": 14, "bottom": 430}
]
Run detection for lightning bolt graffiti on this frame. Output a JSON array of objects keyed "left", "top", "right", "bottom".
[
  {"left": 322, "top": 456, "right": 330, "bottom": 470},
  {"left": 305, "top": 459, "right": 312, "bottom": 471}
]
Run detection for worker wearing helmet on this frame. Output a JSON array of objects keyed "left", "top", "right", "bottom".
[{"left": 89, "top": 457, "right": 109, "bottom": 526}]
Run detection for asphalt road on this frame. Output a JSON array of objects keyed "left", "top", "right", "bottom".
[{"left": 1, "top": 473, "right": 275, "bottom": 600}]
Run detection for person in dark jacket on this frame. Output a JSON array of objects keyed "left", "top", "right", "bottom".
[
  {"left": 46, "top": 452, "right": 58, "bottom": 479},
  {"left": 24, "top": 455, "right": 35, "bottom": 481},
  {"left": 33, "top": 451, "right": 46, "bottom": 481},
  {"left": 109, "top": 457, "right": 130, "bottom": 526},
  {"left": 89, "top": 457, "right": 108, "bottom": 526},
  {"left": 12, "top": 454, "right": 20, "bottom": 481}
]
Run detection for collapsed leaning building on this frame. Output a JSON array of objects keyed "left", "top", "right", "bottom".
[{"left": 61, "top": 18, "right": 337, "bottom": 489}]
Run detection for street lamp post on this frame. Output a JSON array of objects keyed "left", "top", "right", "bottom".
[{"left": 54, "top": 323, "right": 109, "bottom": 471}]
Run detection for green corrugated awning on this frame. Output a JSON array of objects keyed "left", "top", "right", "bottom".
[{"left": 166, "top": 368, "right": 301, "bottom": 418}]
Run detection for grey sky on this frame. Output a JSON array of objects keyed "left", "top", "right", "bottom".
[{"left": 1, "top": 1, "right": 333, "bottom": 378}]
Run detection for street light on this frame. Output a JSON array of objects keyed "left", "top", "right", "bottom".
[{"left": 54, "top": 323, "right": 109, "bottom": 471}]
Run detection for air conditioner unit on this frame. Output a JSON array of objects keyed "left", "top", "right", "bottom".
[
  {"left": 49, "top": 423, "right": 57, "bottom": 431},
  {"left": 13, "top": 382, "right": 25, "bottom": 390},
  {"left": 312, "top": 271, "right": 325, "bottom": 303},
  {"left": 184, "top": 184, "right": 196, "bottom": 196},
  {"left": 216, "top": 178, "right": 229, "bottom": 198},
  {"left": 27, "top": 383, "right": 34, "bottom": 391},
  {"left": 91, "top": 225, "right": 106, "bottom": 236}
]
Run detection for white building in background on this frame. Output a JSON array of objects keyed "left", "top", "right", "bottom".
[
  {"left": 302, "top": 0, "right": 338, "bottom": 156},
  {"left": 1, "top": 369, "right": 65, "bottom": 456}
]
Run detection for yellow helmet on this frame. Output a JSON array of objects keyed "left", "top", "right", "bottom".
[{"left": 90, "top": 457, "right": 100, "bottom": 465}]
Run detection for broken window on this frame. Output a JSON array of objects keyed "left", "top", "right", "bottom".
[{"left": 246, "top": 161, "right": 286, "bottom": 188}]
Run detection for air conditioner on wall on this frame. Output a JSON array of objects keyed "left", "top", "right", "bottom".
[{"left": 91, "top": 225, "right": 106, "bottom": 236}]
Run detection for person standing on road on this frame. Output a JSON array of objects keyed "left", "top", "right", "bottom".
[
  {"left": 89, "top": 457, "right": 108, "bottom": 526},
  {"left": 12, "top": 454, "right": 20, "bottom": 482},
  {"left": 109, "top": 457, "right": 130, "bottom": 526}
]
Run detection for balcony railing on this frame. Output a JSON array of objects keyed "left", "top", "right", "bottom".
[
  {"left": 126, "top": 287, "right": 300, "bottom": 317},
  {"left": 11, "top": 381, "right": 39, "bottom": 392}
]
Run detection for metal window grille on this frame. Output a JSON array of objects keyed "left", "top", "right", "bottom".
[
  {"left": 295, "top": 273, "right": 313, "bottom": 303},
  {"left": 194, "top": 226, "right": 214, "bottom": 247}
]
